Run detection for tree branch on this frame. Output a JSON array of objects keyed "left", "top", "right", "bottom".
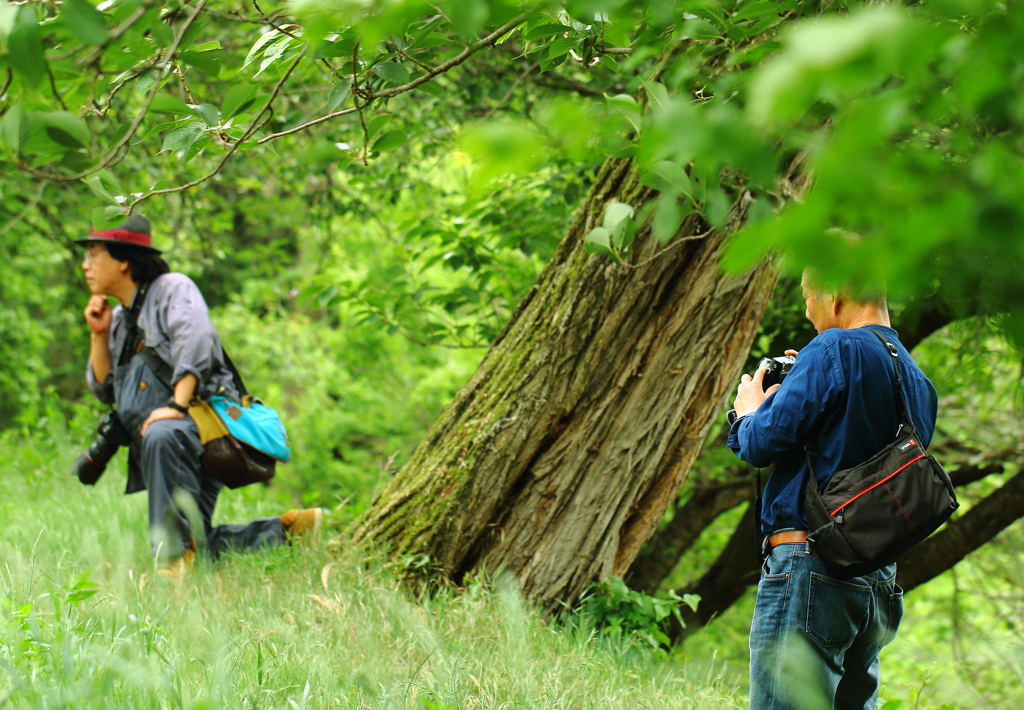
[
  {"left": 0, "top": 180, "right": 49, "bottom": 236},
  {"left": 128, "top": 47, "right": 304, "bottom": 208},
  {"left": 257, "top": 14, "right": 527, "bottom": 144},
  {"left": 51, "top": 0, "right": 157, "bottom": 64},
  {"left": 898, "top": 467, "right": 1024, "bottom": 591},
  {"left": 19, "top": 0, "right": 208, "bottom": 182},
  {"left": 667, "top": 502, "right": 761, "bottom": 644},
  {"left": 949, "top": 461, "right": 1005, "bottom": 488},
  {"left": 627, "top": 475, "right": 751, "bottom": 594}
]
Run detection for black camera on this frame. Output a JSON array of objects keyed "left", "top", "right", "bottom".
[
  {"left": 758, "top": 355, "right": 796, "bottom": 389},
  {"left": 72, "top": 410, "right": 133, "bottom": 485}
]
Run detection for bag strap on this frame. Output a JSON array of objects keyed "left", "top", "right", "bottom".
[
  {"left": 139, "top": 345, "right": 248, "bottom": 400},
  {"left": 864, "top": 327, "right": 914, "bottom": 428},
  {"left": 119, "top": 279, "right": 248, "bottom": 399},
  {"left": 222, "top": 350, "right": 248, "bottom": 398}
]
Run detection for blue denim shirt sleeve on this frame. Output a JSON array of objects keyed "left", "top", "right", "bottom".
[{"left": 728, "top": 337, "right": 845, "bottom": 467}]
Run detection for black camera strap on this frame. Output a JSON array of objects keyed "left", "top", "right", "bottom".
[{"left": 117, "top": 281, "right": 151, "bottom": 368}]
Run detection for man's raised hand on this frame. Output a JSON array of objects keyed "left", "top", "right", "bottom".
[{"left": 84, "top": 295, "right": 112, "bottom": 335}]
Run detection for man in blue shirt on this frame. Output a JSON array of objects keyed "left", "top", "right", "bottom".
[{"left": 728, "top": 271, "right": 938, "bottom": 710}]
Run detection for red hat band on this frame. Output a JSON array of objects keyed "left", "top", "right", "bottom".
[{"left": 88, "top": 227, "right": 153, "bottom": 249}]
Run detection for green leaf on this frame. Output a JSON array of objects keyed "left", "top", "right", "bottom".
[
  {"left": 183, "top": 133, "right": 211, "bottom": 163},
  {"left": 221, "top": 84, "right": 258, "bottom": 120},
  {"left": 704, "top": 187, "right": 731, "bottom": 229},
  {"left": 195, "top": 104, "right": 219, "bottom": 127},
  {"left": 372, "top": 130, "right": 407, "bottom": 153},
  {"left": 539, "top": 52, "right": 567, "bottom": 73},
  {"left": 414, "top": 32, "right": 450, "bottom": 48},
  {"left": 450, "top": 0, "right": 488, "bottom": 38},
  {"left": 179, "top": 49, "right": 222, "bottom": 76},
  {"left": 327, "top": 79, "right": 352, "bottom": 112},
  {"left": 584, "top": 227, "right": 613, "bottom": 255},
  {"left": 192, "top": 40, "right": 221, "bottom": 51},
  {"left": 879, "top": 701, "right": 903, "bottom": 710},
  {"left": 373, "top": 62, "right": 410, "bottom": 85},
  {"left": 603, "top": 200, "right": 634, "bottom": 230},
  {"left": 160, "top": 121, "right": 203, "bottom": 153},
  {"left": 524, "top": 23, "right": 567, "bottom": 40},
  {"left": 366, "top": 114, "right": 392, "bottom": 141},
  {"left": 141, "top": 120, "right": 185, "bottom": 140},
  {"left": 548, "top": 36, "right": 579, "bottom": 59},
  {"left": 320, "top": 32, "right": 357, "bottom": 57},
  {"left": 2, "top": 105, "right": 23, "bottom": 151},
  {"left": 62, "top": 0, "right": 107, "bottom": 46},
  {"left": 642, "top": 80, "right": 670, "bottom": 111},
  {"left": 652, "top": 161, "right": 692, "bottom": 196},
  {"left": 180, "top": 19, "right": 204, "bottom": 48},
  {"left": 136, "top": 70, "right": 160, "bottom": 95},
  {"left": 255, "top": 36, "right": 292, "bottom": 77},
  {"left": 606, "top": 94, "right": 641, "bottom": 133},
  {"left": 8, "top": 7, "right": 45, "bottom": 87},
  {"left": 653, "top": 194, "right": 685, "bottom": 243},
  {"left": 150, "top": 93, "right": 194, "bottom": 116},
  {"left": 40, "top": 112, "right": 91, "bottom": 148},
  {"left": 84, "top": 174, "right": 117, "bottom": 204},
  {"left": 145, "top": 11, "right": 174, "bottom": 47},
  {"left": 682, "top": 18, "right": 720, "bottom": 42},
  {"left": 243, "top": 30, "right": 282, "bottom": 69},
  {"left": 226, "top": 113, "right": 251, "bottom": 129},
  {"left": 90, "top": 206, "right": 125, "bottom": 229},
  {"left": 603, "top": 200, "right": 635, "bottom": 249}
]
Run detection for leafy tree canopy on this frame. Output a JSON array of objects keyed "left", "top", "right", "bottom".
[{"left": 3, "top": 0, "right": 1023, "bottom": 336}]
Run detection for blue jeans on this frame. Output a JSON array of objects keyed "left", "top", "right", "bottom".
[{"left": 749, "top": 542, "right": 904, "bottom": 710}]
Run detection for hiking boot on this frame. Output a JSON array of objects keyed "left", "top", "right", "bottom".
[
  {"left": 156, "top": 549, "right": 196, "bottom": 580},
  {"left": 281, "top": 508, "right": 329, "bottom": 543}
]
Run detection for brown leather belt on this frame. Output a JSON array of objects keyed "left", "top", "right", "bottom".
[{"left": 767, "top": 530, "right": 809, "bottom": 548}]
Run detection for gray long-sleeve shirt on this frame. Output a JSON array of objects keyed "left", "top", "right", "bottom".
[
  {"left": 87, "top": 272, "right": 237, "bottom": 404},
  {"left": 86, "top": 273, "right": 239, "bottom": 495}
]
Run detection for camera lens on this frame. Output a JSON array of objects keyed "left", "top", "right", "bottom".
[{"left": 71, "top": 411, "right": 132, "bottom": 485}]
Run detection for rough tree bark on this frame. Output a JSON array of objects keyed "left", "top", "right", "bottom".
[
  {"left": 627, "top": 467, "right": 750, "bottom": 595},
  {"left": 352, "top": 156, "right": 784, "bottom": 612}
]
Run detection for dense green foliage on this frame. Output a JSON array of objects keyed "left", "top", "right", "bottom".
[
  {"left": 5, "top": 0, "right": 1024, "bottom": 329},
  {"left": 3, "top": 1, "right": 1024, "bottom": 706}
]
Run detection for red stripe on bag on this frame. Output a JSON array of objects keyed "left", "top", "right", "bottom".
[{"left": 830, "top": 453, "right": 927, "bottom": 518}]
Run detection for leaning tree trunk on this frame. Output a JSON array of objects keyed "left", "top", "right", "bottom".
[{"left": 352, "top": 156, "right": 781, "bottom": 612}]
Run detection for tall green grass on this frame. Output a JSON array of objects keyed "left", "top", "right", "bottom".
[{"left": 0, "top": 431, "right": 743, "bottom": 710}]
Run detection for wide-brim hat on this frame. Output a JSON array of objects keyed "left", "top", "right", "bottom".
[{"left": 75, "top": 215, "right": 161, "bottom": 254}]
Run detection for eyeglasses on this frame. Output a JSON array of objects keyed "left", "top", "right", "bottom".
[{"left": 83, "top": 245, "right": 105, "bottom": 264}]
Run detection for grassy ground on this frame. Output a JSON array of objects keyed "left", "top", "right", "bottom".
[
  {"left": 4, "top": 423, "right": 1022, "bottom": 710},
  {"left": 0, "top": 430, "right": 745, "bottom": 710}
]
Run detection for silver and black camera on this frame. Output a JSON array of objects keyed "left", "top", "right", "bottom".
[{"left": 758, "top": 355, "right": 796, "bottom": 389}]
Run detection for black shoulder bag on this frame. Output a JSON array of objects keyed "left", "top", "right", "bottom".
[{"left": 804, "top": 329, "right": 959, "bottom": 579}]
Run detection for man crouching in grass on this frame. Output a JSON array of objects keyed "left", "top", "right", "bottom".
[{"left": 78, "top": 215, "right": 326, "bottom": 578}]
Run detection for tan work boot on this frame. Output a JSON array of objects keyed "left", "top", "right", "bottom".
[
  {"left": 156, "top": 548, "right": 196, "bottom": 580},
  {"left": 281, "top": 508, "right": 329, "bottom": 543}
]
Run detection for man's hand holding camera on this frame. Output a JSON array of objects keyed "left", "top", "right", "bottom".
[
  {"left": 733, "top": 349, "right": 798, "bottom": 419},
  {"left": 734, "top": 366, "right": 781, "bottom": 418}
]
